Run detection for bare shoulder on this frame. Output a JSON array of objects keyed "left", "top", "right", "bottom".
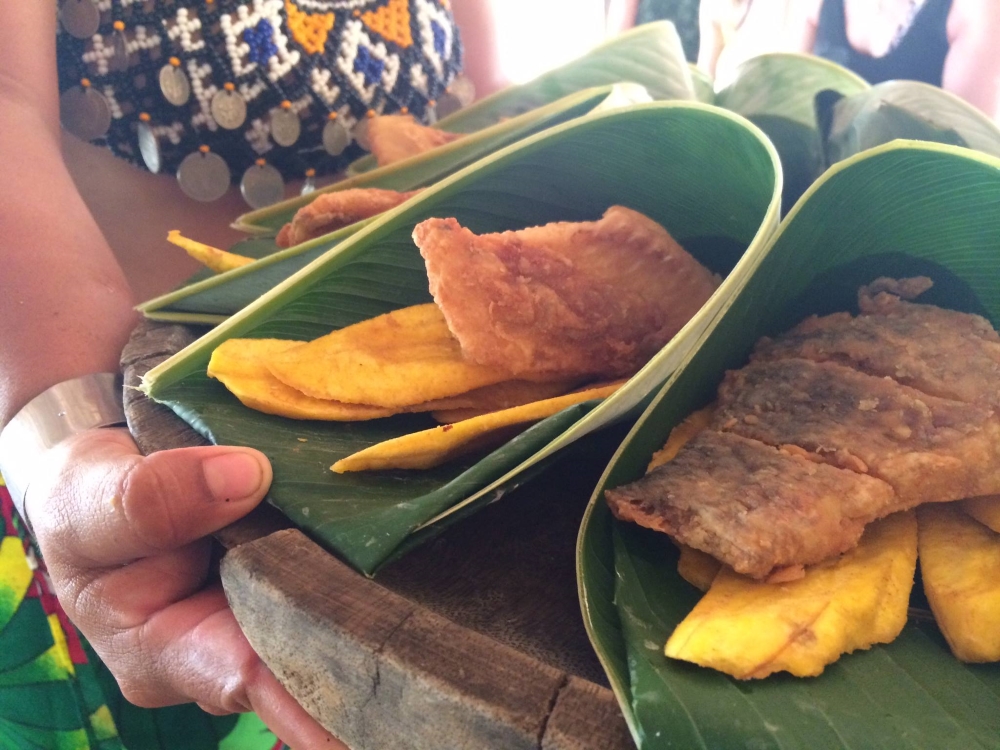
[{"left": 948, "top": 0, "right": 1000, "bottom": 40}]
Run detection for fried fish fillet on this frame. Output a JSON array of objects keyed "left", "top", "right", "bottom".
[
  {"left": 606, "top": 278, "right": 1000, "bottom": 579},
  {"left": 368, "top": 114, "right": 462, "bottom": 168},
  {"left": 276, "top": 188, "right": 421, "bottom": 248},
  {"left": 413, "top": 207, "right": 719, "bottom": 379},
  {"left": 606, "top": 430, "right": 897, "bottom": 579},
  {"left": 753, "top": 277, "right": 1000, "bottom": 408},
  {"left": 715, "top": 358, "right": 1000, "bottom": 506}
]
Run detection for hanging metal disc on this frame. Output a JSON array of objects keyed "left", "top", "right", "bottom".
[
  {"left": 177, "top": 150, "right": 231, "bottom": 202},
  {"left": 423, "top": 106, "right": 438, "bottom": 126},
  {"left": 110, "top": 29, "right": 130, "bottom": 72},
  {"left": 159, "top": 64, "right": 191, "bottom": 106},
  {"left": 60, "top": 86, "right": 112, "bottom": 141},
  {"left": 450, "top": 75, "right": 476, "bottom": 106},
  {"left": 322, "top": 118, "right": 351, "bottom": 156},
  {"left": 60, "top": 0, "right": 101, "bottom": 39},
  {"left": 137, "top": 122, "right": 161, "bottom": 173},
  {"left": 270, "top": 107, "right": 301, "bottom": 147},
  {"left": 240, "top": 162, "right": 285, "bottom": 209},
  {"left": 353, "top": 117, "right": 373, "bottom": 151},
  {"left": 301, "top": 174, "right": 316, "bottom": 196},
  {"left": 211, "top": 89, "right": 247, "bottom": 130}
]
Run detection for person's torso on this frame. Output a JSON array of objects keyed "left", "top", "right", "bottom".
[{"left": 813, "top": 0, "right": 953, "bottom": 85}]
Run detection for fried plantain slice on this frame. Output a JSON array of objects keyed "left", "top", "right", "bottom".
[
  {"left": 331, "top": 382, "right": 623, "bottom": 472},
  {"left": 167, "top": 230, "right": 254, "bottom": 273},
  {"left": 666, "top": 511, "right": 917, "bottom": 679}
]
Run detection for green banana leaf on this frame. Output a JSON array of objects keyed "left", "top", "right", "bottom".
[
  {"left": 715, "top": 53, "right": 870, "bottom": 212},
  {"left": 231, "top": 84, "right": 645, "bottom": 237},
  {"left": 138, "top": 85, "right": 636, "bottom": 325},
  {"left": 689, "top": 63, "right": 714, "bottom": 104},
  {"left": 346, "top": 21, "right": 696, "bottom": 176},
  {"left": 579, "top": 141, "right": 1000, "bottom": 749},
  {"left": 824, "top": 80, "right": 1000, "bottom": 166},
  {"left": 141, "top": 102, "right": 781, "bottom": 575}
]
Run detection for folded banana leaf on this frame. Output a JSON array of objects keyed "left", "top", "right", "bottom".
[
  {"left": 716, "top": 53, "right": 869, "bottom": 212},
  {"left": 579, "top": 141, "right": 1000, "bottom": 749},
  {"left": 689, "top": 64, "right": 714, "bottom": 104},
  {"left": 822, "top": 80, "right": 1000, "bottom": 167},
  {"left": 141, "top": 102, "right": 781, "bottom": 575},
  {"left": 232, "top": 81, "right": 655, "bottom": 237},
  {"left": 139, "top": 85, "right": 634, "bottom": 325},
  {"left": 346, "top": 20, "right": 695, "bottom": 176}
]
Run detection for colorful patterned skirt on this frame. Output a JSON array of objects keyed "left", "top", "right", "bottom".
[{"left": 0, "top": 477, "right": 288, "bottom": 750}]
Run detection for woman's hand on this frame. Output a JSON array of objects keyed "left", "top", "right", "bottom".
[{"left": 28, "top": 427, "right": 345, "bottom": 750}]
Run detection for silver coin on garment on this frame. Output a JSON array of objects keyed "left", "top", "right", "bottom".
[
  {"left": 60, "top": 0, "right": 101, "bottom": 39},
  {"left": 240, "top": 162, "right": 285, "bottom": 209},
  {"left": 159, "top": 64, "right": 191, "bottom": 106},
  {"left": 322, "top": 117, "right": 351, "bottom": 156},
  {"left": 110, "top": 29, "right": 130, "bottom": 72},
  {"left": 434, "top": 75, "right": 475, "bottom": 120},
  {"left": 137, "top": 122, "right": 161, "bottom": 174},
  {"left": 177, "top": 150, "right": 231, "bottom": 202},
  {"left": 60, "top": 85, "right": 112, "bottom": 141},
  {"left": 270, "top": 107, "right": 302, "bottom": 147},
  {"left": 211, "top": 88, "right": 247, "bottom": 130}
]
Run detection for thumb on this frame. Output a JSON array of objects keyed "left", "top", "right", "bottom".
[{"left": 31, "top": 428, "right": 272, "bottom": 567}]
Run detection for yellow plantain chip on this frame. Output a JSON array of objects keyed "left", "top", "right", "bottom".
[
  {"left": 332, "top": 382, "right": 624, "bottom": 473},
  {"left": 168, "top": 230, "right": 255, "bottom": 273},
  {"left": 665, "top": 511, "right": 917, "bottom": 679},
  {"left": 420, "top": 378, "right": 581, "bottom": 420},
  {"left": 208, "top": 338, "right": 396, "bottom": 421},
  {"left": 647, "top": 405, "right": 716, "bottom": 472},
  {"left": 960, "top": 494, "right": 1000, "bottom": 533},
  {"left": 267, "top": 304, "right": 523, "bottom": 408},
  {"left": 918, "top": 504, "right": 1000, "bottom": 663}
]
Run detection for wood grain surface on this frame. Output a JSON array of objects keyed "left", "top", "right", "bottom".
[{"left": 122, "top": 319, "right": 633, "bottom": 749}]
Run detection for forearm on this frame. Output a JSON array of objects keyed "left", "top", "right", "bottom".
[{"left": 0, "top": 101, "right": 135, "bottom": 427}]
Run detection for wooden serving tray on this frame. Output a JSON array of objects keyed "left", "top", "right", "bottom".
[{"left": 122, "top": 320, "right": 633, "bottom": 750}]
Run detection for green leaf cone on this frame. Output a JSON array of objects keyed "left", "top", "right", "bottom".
[
  {"left": 579, "top": 141, "right": 1000, "bottom": 749},
  {"left": 143, "top": 102, "right": 780, "bottom": 574}
]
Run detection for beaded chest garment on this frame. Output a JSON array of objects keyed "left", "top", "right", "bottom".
[{"left": 56, "top": 0, "right": 463, "bottom": 199}]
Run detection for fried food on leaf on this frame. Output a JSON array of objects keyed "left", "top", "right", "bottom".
[
  {"left": 167, "top": 230, "right": 254, "bottom": 273},
  {"left": 275, "top": 188, "right": 422, "bottom": 248},
  {"left": 332, "top": 382, "right": 623, "bottom": 473},
  {"left": 208, "top": 339, "right": 395, "bottom": 420},
  {"left": 918, "top": 504, "right": 1000, "bottom": 662},
  {"left": 606, "top": 430, "right": 898, "bottom": 579},
  {"left": 753, "top": 277, "right": 1000, "bottom": 409},
  {"left": 266, "top": 303, "right": 520, "bottom": 409},
  {"left": 961, "top": 495, "right": 1000, "bottom": 533},
  {"left": 677, "top": 545, "right": 722, "bottom": 592},
  {"left": 420, "top": 378, "right": 581, "bottom": 422},
  {"left": 608, "top": 279, "right": 1000, "bottom": 579},
  {"left": 715, "top": 358, "right": 1000, "bottom": 506},
  {"left": 368, "top": 114, "right": 462, "bottom": 167},
  {"left": 647, "top": 406, "right": 716, "bottom": 472},
  {"left": 414, "top": 206, "right": 719, "bottom": 379},
  {"left": 665, "top": 512, "right": 917, "bottom": 679}
]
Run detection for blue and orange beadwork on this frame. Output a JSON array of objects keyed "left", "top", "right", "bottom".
[{"left": 56, "top": 0, "right": 462, "bottom": 182}]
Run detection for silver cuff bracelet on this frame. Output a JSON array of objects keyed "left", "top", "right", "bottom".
[{"left": 0, "top": 373, "right": 127, "bottom": 532}]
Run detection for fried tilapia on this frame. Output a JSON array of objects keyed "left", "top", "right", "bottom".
[
  {"left": 606, "top": 277, "right": 1000, "bottom": 579},
  {"left": 368, "top": 114, "right": 462, "bottom": 168},
  {"left": 413, "top": 206, "right": 720, "bottom": 379},
  {"left": 276, "top": 188, "right": 421, "bottom": 248}
]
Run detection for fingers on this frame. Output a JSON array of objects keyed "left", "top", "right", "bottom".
[
  {"left": 31, "top": 427, "right": 271, "bottom": 567},
  {"left": 99, "top": 583, "right": 344, "bottom": 748}
]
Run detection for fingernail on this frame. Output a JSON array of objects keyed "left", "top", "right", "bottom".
[{"left": 203, "top": 450, "right": 268, "bottom": 503}]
